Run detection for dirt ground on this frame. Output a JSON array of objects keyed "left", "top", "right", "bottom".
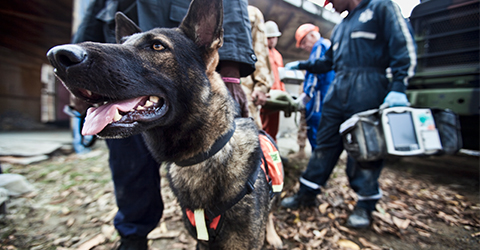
[{"left": 1, "top": 139, "right": 479, "bottom": 250}]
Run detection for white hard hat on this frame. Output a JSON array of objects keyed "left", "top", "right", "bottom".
[{"left": 265, "top": 21, "right": 282, "bottom": 38}]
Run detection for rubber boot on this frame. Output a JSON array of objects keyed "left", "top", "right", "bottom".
[
  {"left": 280, "top": 191, "right": 317, "bottom": 209},
  {"left": 116, "top": 235, "right": 148, "bottom": 250},
  {"left": 346, "top": 206, "right": 371, "bottom": 228}
]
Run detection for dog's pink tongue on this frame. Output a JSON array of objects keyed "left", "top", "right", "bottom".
[{"left": 82, "top": 97, "right": 145, "bottom": 135}]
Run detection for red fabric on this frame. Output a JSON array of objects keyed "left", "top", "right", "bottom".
[
  {"left": 260, "top": 109, "right": 279, "bottom": 142},
  {"left": 185, "top": 209, "right": 221, "bottom": 230},
  {"left": 261, "top": 48, "right": 285, "bottom": 140},
  {"left": 268, "top": 48, "right": 286, "bottom": 91}
]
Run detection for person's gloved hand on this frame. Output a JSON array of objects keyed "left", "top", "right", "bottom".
[
  {"left": 382, "top": 91, "right": 410, "bottom": 108},
  {"left": 284, "top": 61, "right": 300, "bottom": 70},
  {"left": 294, "top": 92, "right": 311, "bottom": 110}
]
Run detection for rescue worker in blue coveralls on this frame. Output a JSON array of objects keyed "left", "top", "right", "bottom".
[
  {"left": 293, "top": 23, "right": 335, "bottom": 150},
  {"left": 73, "top": 0, "right": 255, "bottom": 249},
  {"left": 281, "top": 0, "right": 417, "bottom": 228}
]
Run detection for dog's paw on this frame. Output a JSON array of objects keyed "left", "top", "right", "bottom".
[
  {"left": 266, "top": 213, "right": 283, "bottom": 248},
  {"left": 266, "top": 232, "right": 283, "bottom": 249}
]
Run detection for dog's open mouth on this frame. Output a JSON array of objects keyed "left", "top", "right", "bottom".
[{"left": 81, "top": 93, "right": 167, "bottom": 136}]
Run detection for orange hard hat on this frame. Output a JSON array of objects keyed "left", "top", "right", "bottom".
[{"left": 295, "top": 23, "right": 319, "bottom": 48}]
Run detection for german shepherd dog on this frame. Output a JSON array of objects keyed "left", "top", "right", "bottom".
[{"left": 47, "top": 0, "right": 283, "bottom": 249}]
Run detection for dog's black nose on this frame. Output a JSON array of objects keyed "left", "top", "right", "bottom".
[{"left": 47, "top": 44, "right": 87, "bottom": 70}]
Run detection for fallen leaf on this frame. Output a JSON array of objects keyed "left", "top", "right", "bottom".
[
  {"left": 447, "top": 200, "right": 459, "bottom": 206},
  {"left": 101, "top": 224, "right": 116, "bottom": 240},
  {"left": 328, "top": 212, "right": 336, "bottom": 220},
  {"left": 53, "top": 236, "right": 71, "bottom": 245},
  {"left": 90, "top": 167, "right": 103, "bottom": 173},
  {"left": 336, "top": 239, "right": 360, "bottom": 249},
  {"left": 375, "top": 204, "right": 386, "bottom": 214},
  {"left": 455, "top": 194, "right": 465, "bottom": 200},
  {"left": 337, "top": 224, "right": 356, "bottom": 235},
  {"left": 77, "top": 234, "right": 106, "bottom": 250},
  {"left": 372, "top": 211, "right": 393, "bottom": 225},
  {"left": 416, "top": 229, "right": 431, "bottom": 238},
  {"left": 437, "top": 211, "right": 459, "bottom": 225},
  {"left": 412, "top": 220, "right": 434, "bottom": 232},
  {"left": 319, "top": 203, "right": 329, "bottom": 214},
  {"left": 66, "top": 218, "right": 75, "bottom": 227},
  {"left": 61, "top": 207, "right": 70, "bottom": 215},
  {"left": 358, "top": 237, "right": 382, "bottom": 250},
  {"left": 391, "top": 200, "right": 409, "bottom": 208},
  {"left": 393, "top": 216, "right": 410, "bottom": 230},
  {"left": 309, "top": 238, "right": 323, "bottom": 248},
  {"left": 372, "top": 223, "right": 383, "bottom": 234},
  {"left": 147, "top": 226, "right": 181, "bottom": 239},
  {"left": 313, "top": 228, "right": 328, "bottom": 239},
  {"left": 471, "top": 232, "right": 480, "bottom": 237},
  {"left": 293, "top": 214, "right": 301, "bottom": 224},
  {"left": 100, "top": 208, "right": 118, "bottom": 223},
  {"left": 49, "top": 198, "right": 66, "bottom": 205}
]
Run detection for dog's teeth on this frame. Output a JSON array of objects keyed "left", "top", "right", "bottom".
[
  {"left": 86, "top": 90, "right": 92, "bottom": 96},
  {"left": 144, "top": 100, "right": 153, "bottom": 107},
  {"left": 136, "top": 105, "right": 145, "bottom": 110},
  {"left": 149, "top": 96, "right": 159, "bottom": 103},
  {"left": 113, "top": 109, "right": 122, "bottom": 121}
]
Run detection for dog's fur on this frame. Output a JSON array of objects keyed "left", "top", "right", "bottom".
[{"left": 47, "top": 0, "right": 282, "bottom": 249}]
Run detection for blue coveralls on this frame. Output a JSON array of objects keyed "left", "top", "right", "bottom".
[
  {"left": 303, "top": 38, "right": 335, "bottom": 150},
  {"left": 73, "top": 0, "right": 255, "bottom": 238},
  {"left": 297, "top": 0, "right": 416, "bottom": 212}
]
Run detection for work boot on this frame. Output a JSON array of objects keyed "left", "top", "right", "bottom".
[
  {"left": 346, "top": 206, "right": 371, "bottom": 228},
  {"left": 280, "top": 192, "right": 316, "bottom": 210},
  {"left": 116, "top": 235, "right": 148, "bottom": 250}
]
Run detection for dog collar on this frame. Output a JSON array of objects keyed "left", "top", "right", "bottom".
[{"left": 175, "top": 122, "right": 236, "bottom": 166}]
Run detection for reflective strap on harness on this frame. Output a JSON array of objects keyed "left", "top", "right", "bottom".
[
  {"left": 185, "top": 208, "right": 222, "bottom": 241},
  {"left": 194, "top": 209, "right": 209, "bottom": 241}
]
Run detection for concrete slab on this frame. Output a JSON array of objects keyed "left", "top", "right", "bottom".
[{"left": 0, "top": 130, "right": 72, "bottom": 157}]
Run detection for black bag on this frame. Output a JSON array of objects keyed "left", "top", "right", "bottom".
[
  {"left": 431, "top": 109, "right": 463, "bottom": 155},
  {"left": 339, "top": 109, "right": 386, "bottom": 162}
]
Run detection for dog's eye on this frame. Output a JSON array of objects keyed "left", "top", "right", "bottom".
[{"left": 152, "top": 43, "right": 165, "bottom": 51}]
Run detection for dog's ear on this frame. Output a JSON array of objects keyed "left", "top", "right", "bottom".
[
  {"left": 179, "top": 0, "right": 224, "bottom": 51},
  {"left": 115, "top": 12, "right": 142, "bottom": 44}
]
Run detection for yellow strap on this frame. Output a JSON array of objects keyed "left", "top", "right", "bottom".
[{"left": 194, "top": 209, "right": 209, "bottom": 241}]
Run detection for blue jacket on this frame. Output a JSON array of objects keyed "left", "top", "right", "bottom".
[
  {"left": 298, "top": 0, "right": 416, "bottom": 94},
  {"left": 304, "top": 38, "right": 335, "bottom": 123}
]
